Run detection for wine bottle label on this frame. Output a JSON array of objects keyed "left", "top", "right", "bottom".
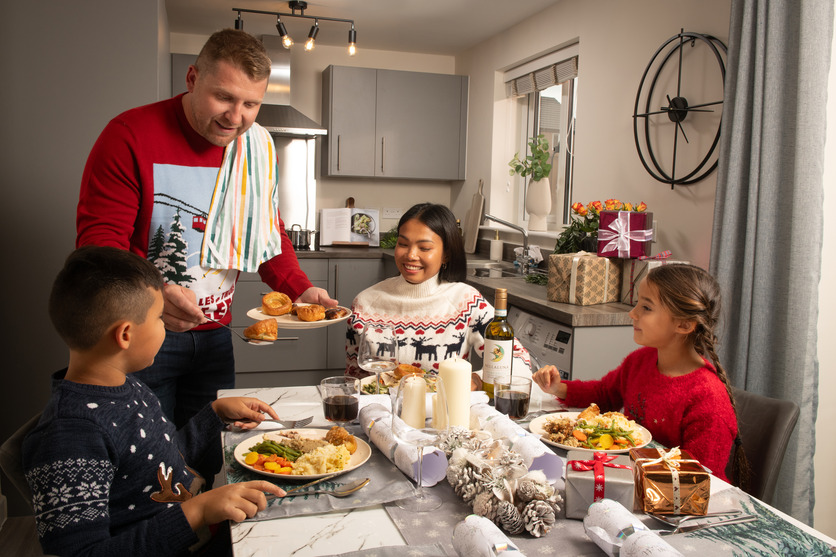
[
  {"left": 483, "top": 338, "right": 513, "bottom": 385},
  {"left": 494, "top": 308, "right": 507, "bottom": 317}
]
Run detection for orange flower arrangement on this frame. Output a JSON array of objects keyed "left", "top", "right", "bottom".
[{"left": 555, "top": 199, "right": 647, "bottom": 254}]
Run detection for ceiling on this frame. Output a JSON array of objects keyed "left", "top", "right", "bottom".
[{"left": 166, "top": 0, "right": 562, "bottom": 56}]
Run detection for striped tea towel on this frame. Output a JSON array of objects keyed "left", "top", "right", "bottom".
[{"left": 200, "top": 123, "right": 282, "bottom": 272}]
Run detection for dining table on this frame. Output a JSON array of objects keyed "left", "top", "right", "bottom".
[{"left": 218, "top": 385, "right": 836, "bottom": 557}]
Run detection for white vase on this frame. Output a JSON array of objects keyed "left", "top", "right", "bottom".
[{"left": 526, "top": 177, "right": 551, "bottom": 231}]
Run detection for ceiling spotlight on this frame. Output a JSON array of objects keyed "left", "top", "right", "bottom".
[
  {"left": 348, "top": 24, "right": 357, "bottom": 56},
  {"left": 276, "top": 16, "right": 293, "bottom": 49},
  {"left": 305, "top": 20, "right": 319, "bottom": 51},
  {"left": 234, "top": 11, "right": 243, "bottom": 30}
]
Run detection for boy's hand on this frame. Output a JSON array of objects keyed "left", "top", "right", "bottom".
[
  {"left": 181, "top": 481, "right": 285, "bottom": 528},
  {"left": 162, "top": 284, "right": 205, "bottom": 331},
  {"left": 532, "top": 365, "right": 567, "bottom": 398},
  {"left": 212, "top": 397, "right": 279, "bottom": 429}
]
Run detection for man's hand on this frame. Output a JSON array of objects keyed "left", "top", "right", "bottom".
[
  {"left": 295, "top": 286, "right": 338, "bottom": 308},
  {"left": 211, "top": 397, "right": 279, "bottom": 429},
  {"left": 162, "top": 284, "right": 205, "bottom": 331}
]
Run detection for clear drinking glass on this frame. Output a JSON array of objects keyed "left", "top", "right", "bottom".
[
  {"left": 357, "top": 324, "right": 398, "bottom": 394},
  {"left": 320, "top": 376, "right": 360, "bottom": 428},
  {"left": 391, "top": 374, "right": 445, "bottom": 512}
]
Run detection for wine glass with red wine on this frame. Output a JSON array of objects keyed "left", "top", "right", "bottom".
[{"left": 320, "top": 376, "right": 360, "bottom": 428}]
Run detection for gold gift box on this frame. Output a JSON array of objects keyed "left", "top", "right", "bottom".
[
  {"left": 547, "top": 252, "right": 622, "bottom": 306},
  {"left": 630, "top": 447, "right": 710, "bottom": 515}
]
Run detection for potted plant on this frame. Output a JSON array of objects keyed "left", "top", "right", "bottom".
[
  {"left": 509, "top": 134, "right": 553, "bottom": 231},
  {"left": 554, "top": 199, "right": 647, "bottom": 254}
]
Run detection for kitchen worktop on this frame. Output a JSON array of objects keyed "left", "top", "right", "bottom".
[{"left": 294, "top": 247, "right": 632, "bottom": 328}]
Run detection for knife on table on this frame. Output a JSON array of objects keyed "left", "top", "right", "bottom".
[{"left": 674, "top": 514, "right": 758, "bottom": 533}]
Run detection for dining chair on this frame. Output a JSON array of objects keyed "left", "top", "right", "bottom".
[
  {"left": 0, "top": 412, "right": 42, "bottom": 512},
  {"left": 727, "top": 387, "right": 800, "bottom": 506}
]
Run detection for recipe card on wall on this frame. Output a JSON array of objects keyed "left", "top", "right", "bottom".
[{"left": 319, "top": 208, "right": 380, "bottom": 246}]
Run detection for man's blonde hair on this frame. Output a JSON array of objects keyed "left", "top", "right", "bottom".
[{"left": 195, "top": 28, "right": 271, "bottom": 81}]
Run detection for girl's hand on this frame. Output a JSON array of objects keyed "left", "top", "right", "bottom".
[
  {"left": 532, "top": 365, "right": 567, "bottom": 398},
  {"left": 181, "top": 481, "right": 285, "bottom": 528},
  {"left": 212, "top": 397, "right": 279, "bottom": 429}
]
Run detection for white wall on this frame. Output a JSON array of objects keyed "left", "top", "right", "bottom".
[{"left": 455, "top": 0, "right": 732, "bottom": 269}]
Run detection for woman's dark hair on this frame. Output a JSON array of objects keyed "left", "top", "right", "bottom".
[
  {"left": 397, "top": 203, "right": 466, "bottom": 283},
  {"left": 646, "top": 263, "right": 751, "bottom": 490}
]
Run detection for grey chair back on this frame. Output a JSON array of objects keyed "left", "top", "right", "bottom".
[
  {"left": 0, "top": 412, "right": 42, "bottom": 512},
  {"left": 728, "top": 387, "right": 799, "bottom": 505}
]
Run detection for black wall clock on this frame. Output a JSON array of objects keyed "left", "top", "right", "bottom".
[{"left": 633, "top": 30, "right": 727, "bottom": 188}]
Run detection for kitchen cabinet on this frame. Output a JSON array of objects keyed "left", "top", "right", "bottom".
[
  {"left": 231, "top": 257, "right": 386, "bottom": 386},
  {"left": 321, "top": 65, "right": 468, "bottom": 180}
]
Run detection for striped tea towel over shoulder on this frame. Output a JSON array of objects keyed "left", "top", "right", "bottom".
[{"left": 200, "top": 123, "right": 283, "bottom": 272}]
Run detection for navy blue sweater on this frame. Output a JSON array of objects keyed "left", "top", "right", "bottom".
[{"left": 23, "top": 369, "right": 225, "bottom": 556}]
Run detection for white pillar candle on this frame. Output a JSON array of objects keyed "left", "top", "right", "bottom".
[
  {"left": 439, "top": 357, "right": 472, "bottom": 428},
  {"left": 400, "top": 375, "right": 427, "bottom": 429}
]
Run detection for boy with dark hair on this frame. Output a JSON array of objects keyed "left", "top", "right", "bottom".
[{"left": 23, "top": 246, "right": 284, "bottom": 556}]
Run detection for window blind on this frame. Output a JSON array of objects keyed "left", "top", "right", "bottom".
[{"left": 505, "top": 56, "right": 578, "bottom": 98}]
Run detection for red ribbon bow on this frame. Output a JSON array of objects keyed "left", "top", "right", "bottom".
[
  {"left": 569, "top": 452, "right": 631, "bottom": 502},
  {"left": 639, "top": 250, "right": 672, "bottom": 261}
]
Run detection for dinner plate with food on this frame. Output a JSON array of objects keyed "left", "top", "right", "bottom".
[
  {"left": 528, "top": 403, "right": 652, "bottom": 453},
  {"left": 247, "top": 292, "right": 352, "bottom": 330},
  {"left": 359, "top": 364, "right": 438, "bottom": 395},
  {"left": 234, "top": 426, "right": 371, "bottom": 480}
]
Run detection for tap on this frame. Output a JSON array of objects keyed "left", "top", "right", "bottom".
[{"left": 483, "top": 213, "right": 530, "bottom": 275}]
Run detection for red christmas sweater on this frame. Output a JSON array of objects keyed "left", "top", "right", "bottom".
[
  {"left": 77, "top": 94, "right": 312, "bottom": 327},
  {"left": 563, "top": 346, "right": 737, "bottom": 481}
]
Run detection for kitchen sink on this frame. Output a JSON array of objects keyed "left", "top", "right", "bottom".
[{"left": 465, "top": 259, "right": 522, "bottom": 278}]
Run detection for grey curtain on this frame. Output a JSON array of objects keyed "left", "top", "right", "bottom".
[{"left": 710, "top": 0, "right": 833, "bottom": 524}]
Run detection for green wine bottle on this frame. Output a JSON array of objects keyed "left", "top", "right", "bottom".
[{"left": 483, "top": 288, "right": 514, "bottom": 399}]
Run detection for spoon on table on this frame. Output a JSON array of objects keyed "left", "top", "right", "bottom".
[
  {"left": 265, "top": 478, "right": 370, "bottom": 501},
  {"left": 203, "top": 315, "right": 273, "bottom": 345}
]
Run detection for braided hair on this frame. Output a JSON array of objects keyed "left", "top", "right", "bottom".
[{"left": 645, "top": 264, "right": 751, "bottom": 490}]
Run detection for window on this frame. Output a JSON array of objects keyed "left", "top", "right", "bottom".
[{"left": 505, "top": 49, "right": 578, "bottom": 227}]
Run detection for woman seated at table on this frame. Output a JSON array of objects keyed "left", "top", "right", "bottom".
[{"left": 345, "top": 202, "right": 536, "bottom": 393}]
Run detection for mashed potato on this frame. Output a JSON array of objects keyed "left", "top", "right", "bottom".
[{"left": 291, "top": 443, "right": 351, "bottom": 475}]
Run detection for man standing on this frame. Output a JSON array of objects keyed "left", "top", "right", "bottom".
[{"left": 77, "top": 29, "right": 335, "bottom": 430}]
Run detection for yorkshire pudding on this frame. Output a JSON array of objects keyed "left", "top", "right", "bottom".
[{"left": 262, "top": 292, "right": 292, "bottom": 316}]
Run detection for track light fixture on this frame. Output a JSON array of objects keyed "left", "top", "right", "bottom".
[
  {"left": 276, "top": 16, "right": 292, "bottom": 49},
  {"left": 348, "top": 24, "right": 357, "bottom": 56},
  {"left": 233, "top": 2, "right": 357, "bottom": 55},
  {"left": 305, "top": 21, "right": 319, "bottom": 51}
]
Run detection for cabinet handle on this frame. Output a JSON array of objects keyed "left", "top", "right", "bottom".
[
  {"left": 334, "top": 263, "right": 340, "bottom": 300},
  {"left": 337, "top": 135, "right": 341, "bottom": 171},
  {"left": 275, "top": 337, "right": 300, "bottom": 341},
  {"left": 380, "top": 137, "right": 385, "bottom": 174}
]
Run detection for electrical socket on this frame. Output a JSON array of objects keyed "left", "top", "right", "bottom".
[{"left": 383, "top": 208, "right": 403, "bottom": 219}]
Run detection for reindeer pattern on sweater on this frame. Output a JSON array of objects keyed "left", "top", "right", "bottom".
[{"left": 345, "top": 275, "right": 530, "bottom": 377}]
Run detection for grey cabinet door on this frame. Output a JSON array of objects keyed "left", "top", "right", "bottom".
[
  {"left": 376, "top": 70, "right": 468, "bottom": 180},
  {"left": 322, "top": 66, "right": 468, "bottom": 180},
  {"left": 322, "top": 66, "right": 377, "bottom": 177},
  {"left": 326, "top": 258, "right": 386, "bottom": 369}
]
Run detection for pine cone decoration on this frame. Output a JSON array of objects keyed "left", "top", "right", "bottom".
[
  {"left": 522, "top": 500, "right": 556, "bottom": 538},
  {"left": 449, "top": 464, "right": 485, "bottom": 504},
  {"left": 497, "top": 500, "right": 525, "bottom": 535},
  {"left": 515, "top": 477, "right": 555, "bottom": 503},
  {"left": 472, "top": 491, "right": 500, "bottom": 523}
]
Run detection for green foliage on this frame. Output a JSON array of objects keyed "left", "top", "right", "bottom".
[
  {"left": 508, "top": 134, "right": 553, "bottom": 182},
  {"left": 554, "top": 214, "right": 598, "bottom": 254},
  {"left": 379, "top": 226, "right": 399, "bottom": 249}
]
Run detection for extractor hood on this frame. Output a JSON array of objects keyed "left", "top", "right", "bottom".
[{"left": 257, "top": 35, "right": 326, "bottom": 137}]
